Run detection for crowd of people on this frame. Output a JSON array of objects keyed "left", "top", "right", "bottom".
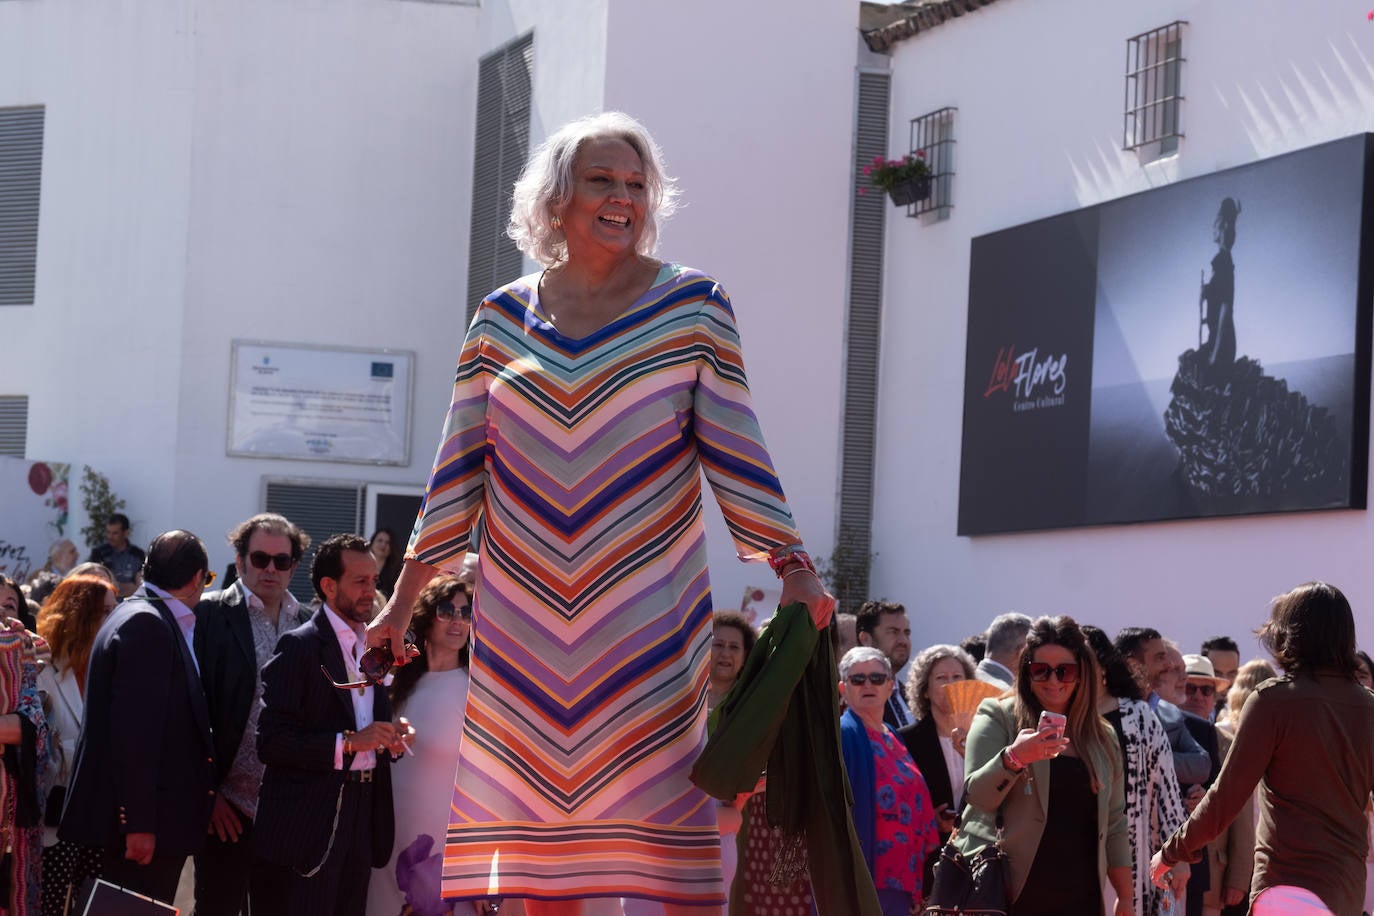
[{"left": 3, "top": 109, "right": 1373, "bottom": 916}]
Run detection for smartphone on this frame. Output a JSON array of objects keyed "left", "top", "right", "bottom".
[{"left": 1038, "top": 710, "right": 1067, "bottom": 739}]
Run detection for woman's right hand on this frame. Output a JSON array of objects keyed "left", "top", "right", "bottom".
[
  {"left": 365, "top": 558, "right": 437, "bottom": 664},
  {"left": 1008, "top": 726, "right": 1068, "bottom": 765}
]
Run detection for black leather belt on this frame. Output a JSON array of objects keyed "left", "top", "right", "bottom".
[{"left": 344, "top": 768, "right": 375, "bottom": 784}]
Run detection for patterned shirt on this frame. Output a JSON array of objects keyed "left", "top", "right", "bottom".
[
  {"left": 866, "top": 721, "right": 940, "bottom": 898},
  {"left": 220, "top": 582, "right": 300, "bottom": 818}
]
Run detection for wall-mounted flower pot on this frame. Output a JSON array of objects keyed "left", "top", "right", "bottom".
[{"left": 887, "top": 175, "right": 931, "bottom": 207}]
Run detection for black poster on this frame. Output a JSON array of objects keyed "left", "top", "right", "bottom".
[{"left": 958, "top": 134, "right": 1374, "bottom": 535}]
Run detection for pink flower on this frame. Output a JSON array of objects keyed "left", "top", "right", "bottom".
[
  {"left": 862, "top": 165, "right": 872, "bottom": 175},
  {"left": 915, "top": 150, "right": 926, "bottom": 158},
  {"left": 872, "top": 155, "right": 884, "bottom": 165},
  {"left": 1367, "top": 10, "right": 1373, "bottom": 20}
]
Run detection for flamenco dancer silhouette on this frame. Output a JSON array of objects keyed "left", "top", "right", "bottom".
[{"left": 1163, "top": 197, "right": 1348, "bottom": 504}]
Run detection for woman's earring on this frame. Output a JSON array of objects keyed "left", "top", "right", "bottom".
[{"left": 551, "top": 216, "right": 563, "bottom": 230}]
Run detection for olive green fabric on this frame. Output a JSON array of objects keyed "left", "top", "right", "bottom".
[{"left": 692, "top": 603, "right": 881, "bottom": 916}]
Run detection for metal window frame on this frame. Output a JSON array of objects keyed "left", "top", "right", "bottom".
[
  {"left": 907, "top": 106, "right": 956, "bottom": 218},
  {"left": 1123, "top": 21, "right": 1187, "bottom": 152}
]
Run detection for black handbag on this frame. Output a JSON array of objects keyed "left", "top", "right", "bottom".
[{"left": 923, "top": 810, "right": 1011, "bottom": 916}]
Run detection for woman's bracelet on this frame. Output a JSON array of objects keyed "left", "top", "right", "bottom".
[
  {"left": 782, "top": 565, "right": 818, "bottom": 582},
  {"left": 1002, "top": 746, "right": 1025, "bottom": 772},
  {"left": 767, "top": 545, "right": 815, "bottom": 579},
  {"left": 343, "top": 730, "right": 355, "bottom": 755}
]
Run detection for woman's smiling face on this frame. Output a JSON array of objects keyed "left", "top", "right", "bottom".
[{"left": 558, "top": 136, "right": 648, "bottom": 260}]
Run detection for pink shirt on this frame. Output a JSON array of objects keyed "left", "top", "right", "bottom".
[{"left": 866, "top": 722, "right": 940, "bottom": 898}]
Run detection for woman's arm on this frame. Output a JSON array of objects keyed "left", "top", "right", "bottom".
[{"left": 0, "top": 713, "right": 21, "bottom": 744}]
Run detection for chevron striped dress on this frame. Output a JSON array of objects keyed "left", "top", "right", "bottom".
[{"left": 408, "top": 263, "right": 802, "bottom": 906}]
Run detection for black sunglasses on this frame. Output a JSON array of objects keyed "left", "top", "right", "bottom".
[
  {"left": 435, "top": 600, "right": 473, "bottom": 621},
  {"left": 846, "top": 672, "right": 890, "bottom": 687},
  {"left": 1184, "top": 682, "right": 1215, "bottom": 697},
  {"left": 248, "top": 550, "right": 295, "bottom": 571},
  {"left": 1028, "top": 662, "right": 1080, "bottom": 684}
]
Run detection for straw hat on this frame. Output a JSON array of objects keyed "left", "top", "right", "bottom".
[{"left": 1182, "top": 653, "right": 1230, "bottom": 690}]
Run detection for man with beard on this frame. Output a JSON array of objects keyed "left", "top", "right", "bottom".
[
  {"left": 856, "top": 599, "right": 914, "bottom": 728},
  {"left": 250, "top": 534, "right": 412, "bottom": 916}
]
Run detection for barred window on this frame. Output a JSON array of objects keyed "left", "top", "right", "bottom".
[
  {"left": 1124, "top": 21, "right": 1186, "bottom": 155},
  {"left": 908, "top": 106, "right": 956, "bottom": 219}
]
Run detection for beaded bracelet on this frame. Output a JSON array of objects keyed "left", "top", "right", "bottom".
[
  {"left": 767, "top": 545, "right": 815, "bottom": 579},
  {"left": 1002, "top": 746, "right": 1026, "bottom": 772}
]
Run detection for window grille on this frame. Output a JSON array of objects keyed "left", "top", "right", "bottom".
[
  {"left": 465, "top": 33, "right": 533, "bottom": 324},
  {"left": 263, "top": 478, "right": 364, "bottom": 602},
  {"left": 1124, "top": 21, "right": 1186, "bottom": 154},
  {"left": 0, "top": 396, "right": 27, "bottom": 457},
  {"left": 907, "top": 107, "right": 955, "bottom": 218},
  {"left": 0, "top": 106, "right": 44, "bottom": 307}
]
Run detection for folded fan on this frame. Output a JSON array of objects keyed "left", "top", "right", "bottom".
[{"left": 943, "top": 679, "right": 1004, "bottom": 732}]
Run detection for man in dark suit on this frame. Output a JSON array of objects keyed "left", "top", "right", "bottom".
[
  {"left": 1116, "top": 626, "right": 1211, "bottom": 784},
  {"left": 59, "top": 530, "right": 217, "bottom": 905},
  {"left": 193, "top": 513, "right": 313, "bottom": 916},
  {"left": 250, "top": 534, "right": 410, "bottom": 916}
]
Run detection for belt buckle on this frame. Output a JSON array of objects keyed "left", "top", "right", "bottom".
[{"left": 359, "top": 768, "right": 373, "bottom": 784}]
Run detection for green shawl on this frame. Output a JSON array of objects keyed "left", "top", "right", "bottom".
[{"left": 691, "top": 603, "right": 881, "bottom": 915}]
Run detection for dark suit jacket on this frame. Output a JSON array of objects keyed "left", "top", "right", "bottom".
[
  {"left": 1155, "top": 698, "right": 1211, "bottom": 784},
  {"left": 59, "top": 590, "right": 216, "bottom": 855},
  {"left": 1181, "top": 710, "right": 1223, "bottom": 787},
  {"left": 194, "top": 582, "right": 311, "bottom": 788},
  {"left": 253, "top": 608, "right": 395, "bottom": 873}
]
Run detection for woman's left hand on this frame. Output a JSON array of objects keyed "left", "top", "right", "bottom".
[{"left": 778, "top": 568, "right": 835, "bottom": 629}]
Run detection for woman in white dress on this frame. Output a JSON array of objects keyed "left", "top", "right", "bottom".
[{"left": 367, "top": 576, "right": 476, "bottom": 916}]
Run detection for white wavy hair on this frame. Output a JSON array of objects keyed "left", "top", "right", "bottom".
[
  {"left": 507, "top": 111, "right": 681, "bottom": 268},
  {"left": 838, "top": 646, "right": 892, "bottom": 681}
]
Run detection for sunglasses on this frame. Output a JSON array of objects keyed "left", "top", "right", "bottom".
[
  {"left": 846, "top": 672, "right": 890, "bottom": 687},
  {"left": 248, "top": 551, "right": 295, "bottom": 571},
  {"left": 1184, "top": 682, "right": 1215, "bottom": 697},
  {"left": 435, "top": 600, "right": 473, "bottom": 621},
  {"left": 1027, "top": 662, "right": 1080, "bottom": 684},
  {"left": 321, "top": 638, "right": 418, "bottom": 691}
]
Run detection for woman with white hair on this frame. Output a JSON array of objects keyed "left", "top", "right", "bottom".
[
  {"left": 839, "top": 646, "right": 940, "bottom": 916},
  {"left": 368, "top": 111, "right": 833, "bottom": 916}
]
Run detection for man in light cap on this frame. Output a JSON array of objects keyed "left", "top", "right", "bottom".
[
  {"left": 1180, "top": 654, "right": 1230, "bottom": 722},
  {"left": 1180, "top": 653, "right": 1253, "bottom": 914}
]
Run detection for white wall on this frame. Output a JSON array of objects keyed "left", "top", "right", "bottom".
[
  {"left": 0, "top": 0, "right": 197, "bottom": 549},
  {"left": 170, "top": 0, "right": 482, "bottom": 570},
  {"left": 601, "top": 0, "right": 859, "bottom": 606},
  {"left": 0, "top": 0, "right": 483, "bottom": 567},
  {"left": 875, "top": 0, "right": 1374, "bottom": 656}
]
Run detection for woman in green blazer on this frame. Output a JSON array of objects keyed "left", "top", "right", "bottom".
[{"left": 953, "top": 616, "right": 1135, "bottom": 916}]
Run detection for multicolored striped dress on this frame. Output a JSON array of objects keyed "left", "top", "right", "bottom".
[{"left": 408, "top": 263, "right": 802, "bottom": 906}]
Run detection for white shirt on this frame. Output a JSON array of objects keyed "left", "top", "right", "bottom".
[
  {"left": 323, "top": 604, "right": 377, "bottom": 771},
  {"left": 144, "top": 582, "right": 199, "bottom": 675}
]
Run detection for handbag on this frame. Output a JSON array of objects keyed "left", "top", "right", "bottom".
[{"left": 923, "top": 812, "right": 1011, "bottom": 916}]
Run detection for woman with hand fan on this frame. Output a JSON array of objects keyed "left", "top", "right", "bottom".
[{"left": 898, "top": 644, "right": 983, "bottom": 893}]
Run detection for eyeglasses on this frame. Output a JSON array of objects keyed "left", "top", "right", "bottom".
[
  {"left": 321, "top": 638, "right": 418, "bottom": 690},
  {"left": 435, "top": 600, "right": 473, "bottom": 621},
  {"left": 203, "top": 570, "right": 217, "bottom": 587},
  {"left": 1184, "top": 682, "right": 1215, "bottom": 697},
  {"left": 248, "top": 551, "right": 295, "bottom": 571},
  {"left": 845, "top": 672, "right": 890, "bottom": 687},
  {"left": 1027, "top": 662, "right": 1080, "bottom": 684}
]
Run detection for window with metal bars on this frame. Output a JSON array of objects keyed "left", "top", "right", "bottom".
[
  {"left": 907, "top": 107, "right": 955, "bottom": 218},
  {"left": 0, "top": 106, "right": 43, "bottom": 307},
  {"left": 1124, "top": 21, "right": 1186, "bottom": 155},
  {"left": 465, "top": 33, "right": 533, "bottom": 324},
  {"left": 0, "top": 396, "right": 27, "bottom": 457}
]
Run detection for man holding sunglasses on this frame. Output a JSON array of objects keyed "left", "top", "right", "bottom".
[{"left": 193, "top": 513, "right": 313, "bottom": 916}]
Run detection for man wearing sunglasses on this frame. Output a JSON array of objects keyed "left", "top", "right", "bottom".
[{"left": 193, "top": 513, "right": 313, "bottom": 916}]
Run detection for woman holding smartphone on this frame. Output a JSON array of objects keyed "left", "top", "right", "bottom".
[{"left": 956, "top": 616, "right": 1135, "bottom": 916}]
